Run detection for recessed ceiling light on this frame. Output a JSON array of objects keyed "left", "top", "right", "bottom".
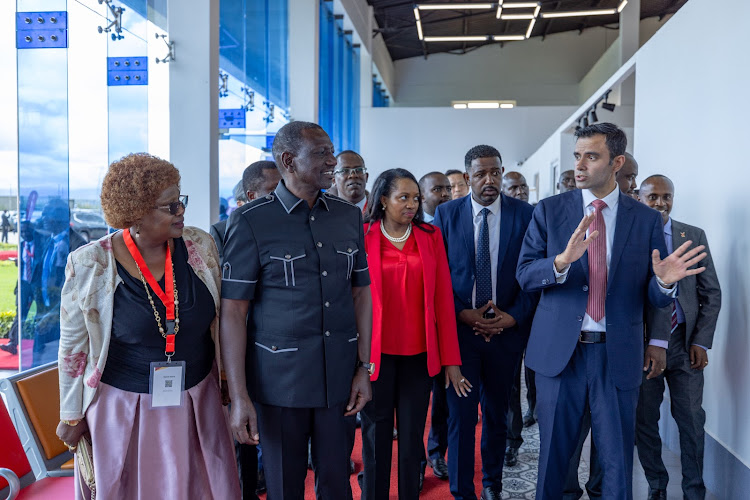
[{"left": 468, "top": 102, "right": 501, "bottom": 109}]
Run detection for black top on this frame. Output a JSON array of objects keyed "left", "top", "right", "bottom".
[
  {"left": 221, "top": 180, "right": 370, "bottom": 408},
  {"left": 101, "top": 237, "right": 215, "bottom": 393}
]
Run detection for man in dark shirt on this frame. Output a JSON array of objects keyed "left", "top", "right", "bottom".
[
  {"left": 220, "top": 121, "right": 373, "bottom": 499},
  {"left": 211, "top": 161, "right": 280, "bottom": 258}
]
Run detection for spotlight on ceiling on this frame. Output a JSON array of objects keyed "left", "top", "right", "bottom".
[
  {"left": 590, "top": 106, "right": 599, "bottom": 123},
  {"left": 602, "top": 91, "right": 616, "bottom": 112},
  {"left": 575, "top": 118, "right": 582, "bottom": 132},
  {"left": 583, "top": 115, "right": 589, "bottom": 128}
]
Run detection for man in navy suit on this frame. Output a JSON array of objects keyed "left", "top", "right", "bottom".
[
  {"left": 516, "top": 123, "right": 707, "bottom": 499},
  {"left": 434, "top": 145, "right": 537, "bottom": 500}
]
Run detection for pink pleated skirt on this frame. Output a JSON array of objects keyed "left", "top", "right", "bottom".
[{"left": 75, "top": 366, "right": 240, "bottom": 500}]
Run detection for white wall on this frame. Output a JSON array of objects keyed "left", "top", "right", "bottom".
[
  {"left": 359, "top": 105, "right": 576, "bottom": 185},
  {"left": 632, "top": 0, "right": 750, "bottom": 470}
]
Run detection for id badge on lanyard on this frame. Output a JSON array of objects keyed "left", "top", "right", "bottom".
[
  {"left": 124, "top": 229, "right": 186, "bottom": 409},
  {"left": 149, "top": 360, "right": 186, "bottom": 408}
]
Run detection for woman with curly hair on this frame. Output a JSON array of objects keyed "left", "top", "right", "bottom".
[
  {"left": 55, "top": 153, "right": 240, "bottom": 499},
  {"left": 359, "top": 168, "right": 467, "bottom": 500}
]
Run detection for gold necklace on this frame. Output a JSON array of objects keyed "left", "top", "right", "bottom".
[{"left": 132, "top": 257, "right": 180, "bottom": 340}]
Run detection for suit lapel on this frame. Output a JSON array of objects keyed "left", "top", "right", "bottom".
[
  {"left": 495, "top": 195, "right": 514, "bottom": 284},
  {"left": 607, "top": 192, "right": 634, "bottom": 291},
  {"left": 460, "top": 196, "right": 476, "bottom": 268},
  {"left": 565, "top": 190, "right": 588, "bottom": 281},
  {"left": 672, "top": 219, "right": 689, "bottom": 250}
]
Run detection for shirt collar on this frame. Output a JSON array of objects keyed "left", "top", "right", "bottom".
[
  {"left": 275, "top": 180, "right": 329, "bottom": 214},
  {"left": 355, "top": 197, "right": 366, "bottom": 212},
  {"left": 469, "top": 191, "right": 502, "bottom": 217},
  {"left": 582, "top": 184, "right": 620, "bottom": 212},
  {"left": 664, "top": 217, "right": 673, "bottom": 236}
]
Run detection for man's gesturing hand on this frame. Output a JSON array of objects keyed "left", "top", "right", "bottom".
[
  {"left": 554, "top": 212, "right": 599, "bottom": 272},
  {"left": 652, "top": 240, "right": 706, "bottom": 285}
]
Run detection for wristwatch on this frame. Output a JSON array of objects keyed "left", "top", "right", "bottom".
[{"left": 357, "top": 360, "right": 375, "bottom": 375}]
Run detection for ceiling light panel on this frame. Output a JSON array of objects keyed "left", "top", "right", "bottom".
[
  {"left": 541, "top": 9, "right": 617, "bottom": 18},
  {"left": 492, "top": 35, "right": 526, "bottom": 41},
  {"left": 502, "top": 2, "right": 539, "bottom": 8},
  {"left": 617, "top": 0, "right": 628, "bottom": 13},
  {"left": 501, "top": 13, "right": 534, "bottom": 20},
  {"left": 423, "top": 36, "right": 489, "bottom": 42},
  {"left": 417, "top": 3, "right": 494, "bottom": 10}
]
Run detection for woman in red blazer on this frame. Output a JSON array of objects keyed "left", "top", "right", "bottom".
[{"left": 360, "top": 168, "right": 469, "bottom": 500}]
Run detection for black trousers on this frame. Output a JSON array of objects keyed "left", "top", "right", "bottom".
[
  {"left": 256, "top": 402, "right": 350, "bottom": 500},
  {"left": 427, "top": 368, "right": 449, "bottom": 460},
  {"left": 361, "top": 353, "right": 432, "bottom": 500},
  {"left": 506, "top": 355, "right": 537, "bottom": 450},
  {"left": 236, "top": 442, "right": 259, "bottom": 500},
  {"left": 636, "top": 324, "right": 707, "bottom": 499}
]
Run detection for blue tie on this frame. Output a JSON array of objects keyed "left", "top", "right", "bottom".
[{"left": 476, "top": 208, "right": 492, "bottom": 308}]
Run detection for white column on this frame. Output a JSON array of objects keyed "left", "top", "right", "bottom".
[
  {"left": 289, "top": 0, "right": 319, "bottom": 123},
  {"left": 618, "top": 0, "right": 640, "bottom": 106},
  {"left": 167, "top": 0, "right": 219, "bottom": 230}
]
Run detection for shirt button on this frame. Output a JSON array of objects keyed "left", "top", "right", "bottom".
[
  {"left": 577, "top": 316, "right": 583, "bottom": 322},
  {"left": 285, "top": 254, "right": 291, "bottom": 259},
  {"left": 542, "top": 279, "right": 549, "bottom": 285},
  {"left": 325, "top": 301, "right": 330, "bottom": 308},
  {"left": 347, "top": 248, "right": 352, "bottom": 252},
  {"left": 271, "top": 345, "right": 278, "bottom": 351},
  {"left": 322, "top": 271, "right": 328, "bottom": 277},
  {"left": 310, "top": 215, "right": 315, "bottom": 221},
  {"left": 317, "top": 242, "right": 323, "bottom": 248},
  {"left": 324, "top": 331, "right": 330, "bottom": 337},
  {"left": 582, "top": 285, "right": 589, "bottom": 292}
]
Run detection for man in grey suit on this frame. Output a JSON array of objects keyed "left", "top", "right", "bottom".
[{"left": 635, "top": 174, "right": 722, "bottom": 500}]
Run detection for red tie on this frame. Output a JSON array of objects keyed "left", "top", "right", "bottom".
[{"left": 587, "top": 199, "right": 607, "bottom": 322}]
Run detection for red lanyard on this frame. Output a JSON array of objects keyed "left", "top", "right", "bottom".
[{"left": 123, "top": 229, "right": 177, "bottom": 354}]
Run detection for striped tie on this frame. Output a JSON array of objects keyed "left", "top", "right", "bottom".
[
  {"left": 671, "top": 300, "right": 679, "bottom": 334},
  {"left": 586, "top": 200, "right": 607, "bottom": 322}
]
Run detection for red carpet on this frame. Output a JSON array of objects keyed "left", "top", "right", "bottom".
[
  {"left": 261, "top": 406, "right": 485, "bottom": 499},
  {"left": 0, "top": 339, "right": 33, "bottom": 370},
  {"left": 0, "top": 250, "right": 18, "bottom": 261}
]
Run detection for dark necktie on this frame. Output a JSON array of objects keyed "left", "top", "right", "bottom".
[
  {"left": 671, "top": 301, "right": 679, "bottom": 333},
  {"left": 476, "top": 208, "right": 492, "bottom": 308},
  {"left": 587, "top": 200, "right": 607, "bottom": 322}
]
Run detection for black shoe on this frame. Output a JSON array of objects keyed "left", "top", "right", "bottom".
[
  {"left": 356, "top": 412, "right": 362, "bottom": 428},
  {"left": 255, "top": 468, "right": 266, "bottom": 495},
  {"left": 392, "top": 427, "right": 398, "bottom": 440},
  {"left": 0, "top": 344, "right": 17, "bottom": 355},
  {"left": 480, "top": 485, "right": 502, "bottom": 500},
  {"left": 647, "top": 489, "right": 667, "bottom": 500},
  {"left": 522, "top": 409, "right": 536, "bottom": 427},
  {"left": 428, "top": 456, "right": 449, "bottom": 480},
  {"left": 349, "top": 459, "right": 355, "bottom": 475},
  {"left": 419, "top": 470, "right": 424, "bottom": 492},
  {"left": 357, "top": 471, "right": 363, "bottom": 489},
  {"left": 307, "top": 441, "right": 313, "bottom": 470},
  {"left": 504, "top": 446, "right": 519, "bottom": 467}
]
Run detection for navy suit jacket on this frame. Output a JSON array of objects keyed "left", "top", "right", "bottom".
[
  {"left": 434, "top": 194, "right": 537, "bottom": 353},
  {"left": 516, "top": 189, "right": 672, "bottom": 390}
]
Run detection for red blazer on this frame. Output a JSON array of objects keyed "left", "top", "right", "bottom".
[{"left": 364, "top": 221, "right": 461, "bottom": 381}]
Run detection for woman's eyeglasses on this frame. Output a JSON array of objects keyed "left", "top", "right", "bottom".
[{"left": 156, "top": 195, "right": 188, "bottom": 215}]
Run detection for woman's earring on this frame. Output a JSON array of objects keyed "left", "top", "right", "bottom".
[
  {"left": 381, "top": 205, "right": 385, "bottom": 211},
  {"left": 135, "top": 224, "right": 140, "bottom": 235}
]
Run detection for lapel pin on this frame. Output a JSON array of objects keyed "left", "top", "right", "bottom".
[{"left": 680, "top": 232, "right": 686, "bottom": 238}]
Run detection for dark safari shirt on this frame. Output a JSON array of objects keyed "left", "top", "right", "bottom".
[{"left": 221, "top": 180, "right": 370, "bottom": 408}]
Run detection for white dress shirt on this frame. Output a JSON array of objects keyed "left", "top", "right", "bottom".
[
  {"left": 470, "top": 192, "right": 502, "bottom": 308},
  {"left": 554, "top": 185, "right": 675, "bottom": 336},
  {"left": 355, "top": 197, "right": 366, "bottom": 212},
  {"left": 423, "top": 211, "right": 434, "bottom": 223}
]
